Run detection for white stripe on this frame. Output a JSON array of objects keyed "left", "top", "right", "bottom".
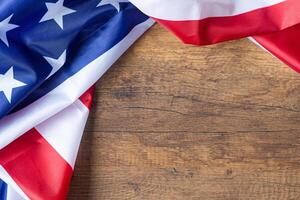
[
  {"left": 129, "top": 0, "right": 285, "bottom": 21},
  {"left": 6, "top": 184, "right": 26, "bottom": 200},
  {"left": 0, "top": 18, "right": 155, "bottom": 149},
  {"left": 36, "top": 100, "right": 89, "bottom": 168},
  {"left": 0, "top": 100, "right": 89, "bottom": 199},
  {"left": 0, "top": 166, "right": 29, "bottom": 200}
]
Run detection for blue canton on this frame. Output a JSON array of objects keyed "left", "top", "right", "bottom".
[{"left": 0, "top": 0, "right": 148, "bottom": 118}]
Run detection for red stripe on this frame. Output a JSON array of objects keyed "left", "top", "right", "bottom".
[
  {"left": 154, "top": 0, "right": 300, "bottom": 45},
  {"left": 253, "top": 24, "right": 300, "bottom": 73},
  {"left": 79, "top": 85, "right": 95, "bottom": 110},
  {"left": 0, "top": 128, "right": 73, "bottom": 200}
]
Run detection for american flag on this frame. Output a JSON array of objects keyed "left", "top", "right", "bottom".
[
  {"left": 131, "top": 0, "right": 300, "bottom": 72},
  {"left": 0, "top": 0, "right": 300, "bottom": 199},
  {"left": 0, "top": 0, "right": 153, "bottom": 199}
]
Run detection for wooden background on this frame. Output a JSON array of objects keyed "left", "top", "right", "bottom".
[{"left": 68, "top": 24, "right": 300, "bottom": 200}]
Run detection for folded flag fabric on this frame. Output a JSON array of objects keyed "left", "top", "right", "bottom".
[
  {"left": 1, "top": 0, "right": 300, "bottom": 199},
  {"left": 130, "top": 0, "right": 300, "bottom": 73},
  {"left": 0, "top": 86, "right": 94, "bottom": 200},
  {"left": 0, "top": 0, "right": 153, "bottom": 199},
  {"left": 130, "top": 0, "right": 300, "bottom": 45},
  {"left": 253, "top": 24, "right": 300, "bottom": 73}
]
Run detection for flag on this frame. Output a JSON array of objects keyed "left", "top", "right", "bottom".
[
  {"left": 0, "top": 87, "right": 94, "bottom": 199},
  {"left": 0, "top": 0, "right": 154, "bottom": 199},
  {"left": 252, "top": 25, "right": 300, "bottom": 73},
  {"left": 129, "top": 0, "right": 300, "bottom": 73},
  {"left": 1, "top": 0, "right": 300, "bottom": 199}
]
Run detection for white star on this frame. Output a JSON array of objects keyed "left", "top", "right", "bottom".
[
  {"left": 0, "top": 14, "right": 18, "bottom": 46},
  {"left": 44, "top": 50, "right": 66, "bottom": 79},
  {"left": 40, "top": 0, "right": 76, "bottom": 29},
  {"left": 97, "top": 0, "right": 120, "bottom": 12},
  {"left": 0, "top": 67, "right": 26, "bottom": 103}
]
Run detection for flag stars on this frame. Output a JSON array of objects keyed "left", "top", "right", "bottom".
[
  {"left": 0, "top": 14, "right": 18, "bottom": 46},
  {"left": 97, "top": 0, "right": 120, "bottom": 12},
  {"left": 44, "top": 50, "right": 67, "bottom": 79},
  {"left": 40, "top": 0, "right": 76, "bottom": 29},
  {"left": 0, "top": 67, "right": 27, "bottom": 103}
]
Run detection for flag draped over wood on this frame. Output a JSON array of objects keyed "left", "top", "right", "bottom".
[
  {"left": 130, "top": 0, "right": 300, "bottom": 72},
  {"left": 0, "top": 0, "right": 153, "bottom": 199},
  {"left": 0, "top": 0, "right": 299, "bottom": 199}
]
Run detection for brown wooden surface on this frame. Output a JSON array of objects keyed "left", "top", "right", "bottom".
[{"left": 68, "top": 24, "right": 300, "bottom": 200}]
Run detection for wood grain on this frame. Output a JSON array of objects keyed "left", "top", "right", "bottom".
[{"left": 68, "top": 24, "right": 300, "bottom": 200}]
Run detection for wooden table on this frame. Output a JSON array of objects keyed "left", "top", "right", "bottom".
[{"left": 68, "top": 24, "right": 300, "bottom": 200}]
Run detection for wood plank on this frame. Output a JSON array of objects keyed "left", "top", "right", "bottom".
[{"left": 68, "top": 23, "right": 300, "bottom": 200}]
